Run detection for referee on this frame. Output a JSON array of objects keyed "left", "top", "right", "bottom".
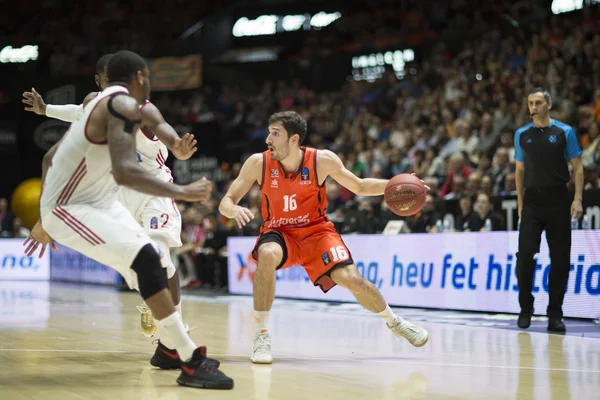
[{"left": 514, "top": 87, "right": 583, "bottom": 333}]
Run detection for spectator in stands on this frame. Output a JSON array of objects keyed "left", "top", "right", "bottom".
[
  {"left": 0, "top": 198, "right": 15, "bottom": 237},
  {"left": 499, "top": 173, "right": 518, "bottom": 196},
  {"left": 407, "top": 194, "right": 442, "bottom": 233},
  {"left": 455, "top": 195, "right": 474, "bottom": 232},
  {"left": 464, "top": 192, "right": 504, "bottom": 232},
  {"left": 466, "top": 172, "right": 483, "bottom": 198},
  {"left": 439, "top": 153, "right": 472, "bottom": 197},
  {"left": 11, "top": 217, "right": 30, "bottom": 239},
  {"left": 491, "top": 147, "right": 515, "bottom": 195}
]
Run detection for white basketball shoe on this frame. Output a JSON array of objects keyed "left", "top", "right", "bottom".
[
  {"left": 388, "top": 316, "right": 429, "bottom": 347},
  {"left": 251, "top": 331, "right": 273, "bottom": 364}
]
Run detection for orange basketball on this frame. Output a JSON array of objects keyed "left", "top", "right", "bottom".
[{"left": 384, "top": 174, "right": 426, "bottom": 217}]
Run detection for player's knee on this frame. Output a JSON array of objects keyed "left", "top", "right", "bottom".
[
  {"left": 331, "top": 265, "right": 367, "bottom": 293},
  {"left": 131, "top": 243, "right": 169, "bottom": 299},
  {"left": 257, "top": 242, "right": 283, "bottom": 269}
]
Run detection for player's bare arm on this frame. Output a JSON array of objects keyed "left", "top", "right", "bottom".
[
  {"left": 318, "top": 150, "right": 429, "bottom": 196},
  {"left": 317, "top": 150, "right": 389, "bottom": 195},
  {"left": 106, "top": 94, "right": 211, "bottom": 202},
  {"left": 141, "top": 102, "right": 197, "bottom": 160},
  {"left": 219, "top": 153, "right": 262, "bottom": 228},
  {"left": 570, "top": 156, "right": 584, "bottom": 219},
  {"left": 515, "top": 160, "right": 525, "bottom": 217}
]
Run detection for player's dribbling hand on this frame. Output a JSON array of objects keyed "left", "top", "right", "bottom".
[
  {"left": 411, "top": 173, "right": 431, "bottom": 192},
  {"left": 23, "top": 220, "right": 58, "bottom": 258},
  {"left": 182, "top": 177, "right": 213, "bottom": 203},
  {"left": 22, "top": 88, "right": 47, "bottom": 115},
  {"left": 232, "top": 206, "right": 255, "bottom": 229},
  {"left": 172, "top": 133, "right": 197, "bottom": 160}
]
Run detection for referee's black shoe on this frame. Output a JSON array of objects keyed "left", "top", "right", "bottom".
[
  {"left": 547, "top": 318, "right": 566, "bottom": 333},
  {"left": 517, "top": 311, "right": 533, "bottom": 329}
]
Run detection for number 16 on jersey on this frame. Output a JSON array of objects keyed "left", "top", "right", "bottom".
[{"left": 283, "top": 195, "right": 297, "bottom": 212}]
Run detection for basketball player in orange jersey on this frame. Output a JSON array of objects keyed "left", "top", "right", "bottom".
[
  {"left": 219, "top": 111, "right": 430, "bottom": 364},
  {"left": 23, "top": 54, "right": 198, "bottom": 370}
]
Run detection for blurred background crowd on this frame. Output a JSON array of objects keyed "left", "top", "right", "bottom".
[{"left": 2, "top": 0, "right": 599, "bottom": 290}]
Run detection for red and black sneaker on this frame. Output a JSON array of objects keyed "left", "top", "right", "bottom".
[
  {"left": 177, "top": 347, "right": 234, "bottom": 390},
  {"left": 151, "top": 341, "right": 220, "bottom": 370}
]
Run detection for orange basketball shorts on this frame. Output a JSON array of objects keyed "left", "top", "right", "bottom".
[{"left": 251, "top": 221, "right": 353, "bottom": 293}]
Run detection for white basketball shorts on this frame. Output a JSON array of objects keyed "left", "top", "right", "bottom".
[
  {"left": 117, "top": 186, "right": 182, "bottom": 249},
  {"left": 41, "top": 202, "right": 161, "bottom": 291}
]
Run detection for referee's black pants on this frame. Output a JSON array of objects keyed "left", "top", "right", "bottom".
[{"left": 516, "top": 185, "right": 572, "bottom": 319}]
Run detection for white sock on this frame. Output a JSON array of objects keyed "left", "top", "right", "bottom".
[
  {"left": 377, "top": 305, "right": 397, "bottom": 326},
  {"left": 159, "top": 303, "right": 184, "bottom": 350},
  {"left": 255, "top": 311, "right": 270, "bottom": 334},
  {"left": 157, "top": 311, "right": 196, "bottom": 361}
]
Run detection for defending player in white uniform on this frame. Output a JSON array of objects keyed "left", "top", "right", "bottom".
[
  {"left": 22, "top": 54, "right": 199, "bottom": 369},
  {"left": 23, "top": 50, "right": 233, "bottom": 389}
]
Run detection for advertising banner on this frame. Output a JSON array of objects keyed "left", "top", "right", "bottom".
[
  {"left": 50, "top": 243, "right": 122, "bottom": 286},
  {"left": 0, "top": 239, "right": 50, "bottom": 280},
  {"left": 228, "top": 231, "right": 600, "bottom": 319},
  {"left": 146, "top": 55, "right": 202, "bottom": 91}
]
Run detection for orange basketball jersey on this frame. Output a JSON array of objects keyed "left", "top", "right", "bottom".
[{"left": 259, "top": 147, "right": 328, "bottom": 231}]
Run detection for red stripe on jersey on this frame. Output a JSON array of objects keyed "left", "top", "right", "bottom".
[
  {"left": 59, "top": 167, "right": 87, "bottom": 205},
  {"left": 56, "top": 159, "right": 86, "bottom": 205}
]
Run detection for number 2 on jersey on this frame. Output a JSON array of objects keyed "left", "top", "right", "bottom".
[
  {"left": 283, "top": 195, "right": 297, "bottom": 212},
  {"left": 160, "top": 213, "right": 169, "bottom": 228}
]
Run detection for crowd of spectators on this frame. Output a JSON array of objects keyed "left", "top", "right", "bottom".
[{"left": 160, "top": 5, "right": 600, "bottom": 289}]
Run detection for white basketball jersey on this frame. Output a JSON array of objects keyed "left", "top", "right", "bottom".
[
  {"left": 135, "top": 101, "right": 172, "bottom": 182},
  {"left": 41, "top": 85, "right": 130, "bottom": 210}
]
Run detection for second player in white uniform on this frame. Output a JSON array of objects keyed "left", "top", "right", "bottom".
[{"left": 118, "top": 100, "right": 182, "bottom": 273}]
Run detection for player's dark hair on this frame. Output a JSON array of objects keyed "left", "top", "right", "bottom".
[
  {"left": 96, "top": 54, "right": 113, "bottom": 75},
  {"left": 268, "top": 111, "right": 307, "bottom": 144},
  {"left": 107, "top": 50, "right": 147, "bottom": 84},
  {"left": 529, "top": 87, "right": 552, "bottom": 104}
]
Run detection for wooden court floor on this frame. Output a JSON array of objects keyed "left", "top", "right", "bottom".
[{"left": 0, "top": 281, "right": 599, "bottom": 400}]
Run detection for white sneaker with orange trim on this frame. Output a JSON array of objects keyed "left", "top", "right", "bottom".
[{"left": 251, "top": 331, "right": 272, "bottom": 364}]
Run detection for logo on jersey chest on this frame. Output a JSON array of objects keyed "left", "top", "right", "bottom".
[
  {"left": 271, "top": 168, "right": 279, "bottom": 178},
  {"left": 271, "top": 179, "right": 278, "bottom": 188},
  {"left": 300, "top": 167, "right": 311, "bottom": 185},
  {"left": 548, "top": 135, "right": 557, "bottom": 143}
]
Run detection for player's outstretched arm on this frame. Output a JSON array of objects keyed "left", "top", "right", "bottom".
[
  {"left": 319, "top": 149, "right": 389, "bottom": 196},
  {"left": 219, "top": 153, "right": 262, "bottom": 228},
  {"left": 107, "top": 95, "right": 211, "bottom": 202},
  {"left": 23, "top": 87, "right": 83, "bottom": 122},
  {"left": 141, "top": 103, "right": 197, "bottom": 160}
]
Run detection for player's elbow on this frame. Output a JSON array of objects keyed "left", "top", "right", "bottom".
[{"left": 112, "top": 165, "right": 135, "bottom": 186}]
